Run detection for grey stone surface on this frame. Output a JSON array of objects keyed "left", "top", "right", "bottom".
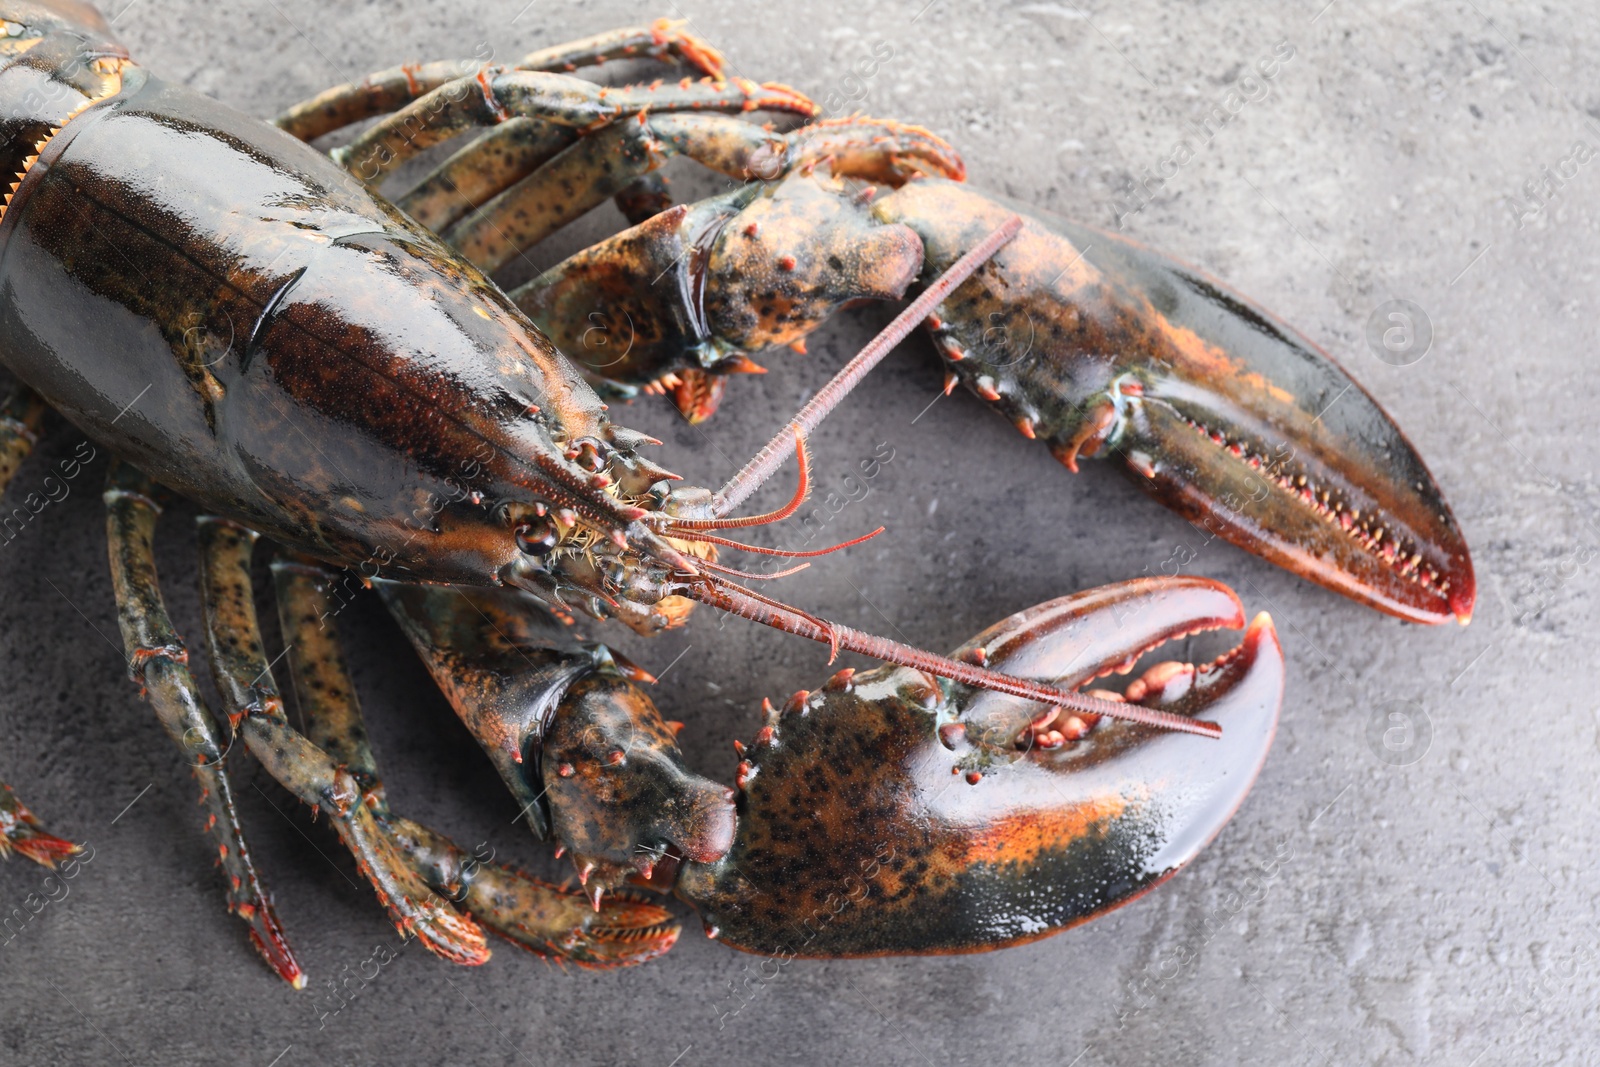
[{"left": 1, "top": 0, "right": 1596, "bottom": 1064}]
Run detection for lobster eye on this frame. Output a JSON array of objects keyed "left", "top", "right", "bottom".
[{"left": 515, "top": 518, "right": 559, "bottom": 556}]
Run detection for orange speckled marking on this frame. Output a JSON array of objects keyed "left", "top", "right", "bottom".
[{"left": 958, "top": 793, "right": 1130, "bottom": 868}]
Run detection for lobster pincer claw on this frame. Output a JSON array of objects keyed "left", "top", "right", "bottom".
[
  {"left": 675, "top": 577, "right": 1282, "bottom": 957},
  {"left": 873, "top": 181, "right": 1476, "bottom": 625}
]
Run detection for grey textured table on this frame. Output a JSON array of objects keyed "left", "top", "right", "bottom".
[{"left": 2, "top": 1, "right": 1595, "bottom": 1065}]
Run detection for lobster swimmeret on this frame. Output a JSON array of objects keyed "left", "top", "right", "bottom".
[{"left": 0, "top": 0, "right": 1467, "bottom": 982}]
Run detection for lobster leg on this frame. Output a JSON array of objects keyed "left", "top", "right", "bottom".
[
  {"left": 396, "top": 119, "right": 587, "bottom": 233},
  {"left": 102, "top": 465, "right": 303, "bottom": 986},
  {"left": 400, "top": 95, "right": 960, "bottom": 237},
  {"left": 394, "top": 102, "right": 771, "bottom": 233},
  {"left": 330, "top": 73, "right": 815, "bottom": 191},
  {"left": 441, "top": 115, "right": 964, "bottom": 273},
  {"left": 382, "top": 816, "right": 679, "bottom": 968},
  {"left": 0, "top": 785, "right": 76, "bottom": 868},
  {"left": 275, "top": 20, "right": 728, "bottom": 142},
  {"left": 0, "top": 382, "right": 77, "bottom": 867},
  {"left": 270, "top": 557, "right": 680, "bottom": 968},
  {"left": 190, "top": 516, "right": 490, "bottom": 967},
  {"left": 267, "top": 560, "right": 384, "bottom": 795},
  {"left": 441, "top": 118, "right": 691, "bottom": 272},
  {"left": 0, "top": 382, "right": 47, "bottom": 487}
]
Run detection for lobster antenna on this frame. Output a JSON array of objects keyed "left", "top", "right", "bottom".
[
  {"left": 664, "top": 435, "right": 812, "bottom": 531},
  {"left": 699, "top": 558, "right": 812, "bottom": 581},
  {"left": 712, "top": 214, "right": 1025, "bottom": 517},
  {"left": 686, "top": 577, "right": 1223, "bottom": 739}
]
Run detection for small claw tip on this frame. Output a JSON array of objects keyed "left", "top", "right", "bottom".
[{"left": 1244, "top": 611, "right": 1277, "bottom": 652}]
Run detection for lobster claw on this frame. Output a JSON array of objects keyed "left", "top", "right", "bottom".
[
  {"left": 876, "top": 181, "right": 1475, "bottom": 625},
  {"left": 675, "top": 577, "right": 1281, "bottom": 956},
  {"left": 1084, "top": 237, "right": 1476, "bottom": 624}
]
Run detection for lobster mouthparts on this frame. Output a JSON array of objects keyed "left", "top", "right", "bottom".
[{"left": 675, "top": 577, "right": 1282, "bottom": 956}]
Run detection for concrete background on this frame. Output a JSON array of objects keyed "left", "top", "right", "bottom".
[{"left": 1, "top": 0, "right": 1596, "bottom": 1064}]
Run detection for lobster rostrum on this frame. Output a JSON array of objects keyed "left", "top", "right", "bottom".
[{"left": 0, "top": 0, "right": 1454, "bottom": 983}]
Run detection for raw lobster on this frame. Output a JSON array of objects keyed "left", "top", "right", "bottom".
[{"left": 0, "top": 0, "right": 1465, "bottom": 984}]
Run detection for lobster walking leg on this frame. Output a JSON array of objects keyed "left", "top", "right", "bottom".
[
  {"left": 384, "top": 816, "right": 679, "bottom": 968},
  {"left": 102, "top": 466, "right": 302, "bottom": 985},
  {"left": 331, "top": 73, "right": 815, "bottom": 190},
  {"left": 191, "top": 517, "right": 490, "bottom": 967},
  {"left": 392, "top": 95, "right": 799, "bottom": 232},
  {"left": 0, "top": 382, "right": 76, "bottom": 866},
  {"left": 395, "top": 119, "right": 584, "bottom": 232},
  {"left": 0, "top": 783, "right": 74, "bottom": 867},
  {"left": 272, "top": 557, "right": 681, "bottom": 968},
  {"left": 439, "top": 119, "right": 677, "bottom": 268},
  {"left": 275, "top": 20, "right": 728, "bottom": 142},
  {"left": 442, "top": 115, "right": 964, "bottom": 273},
  {"left": 267, "top": 560, "right": 384, "bottom": 795},
  {"left": 0, "top": 382, "right": 46, "bottom": 487}
]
